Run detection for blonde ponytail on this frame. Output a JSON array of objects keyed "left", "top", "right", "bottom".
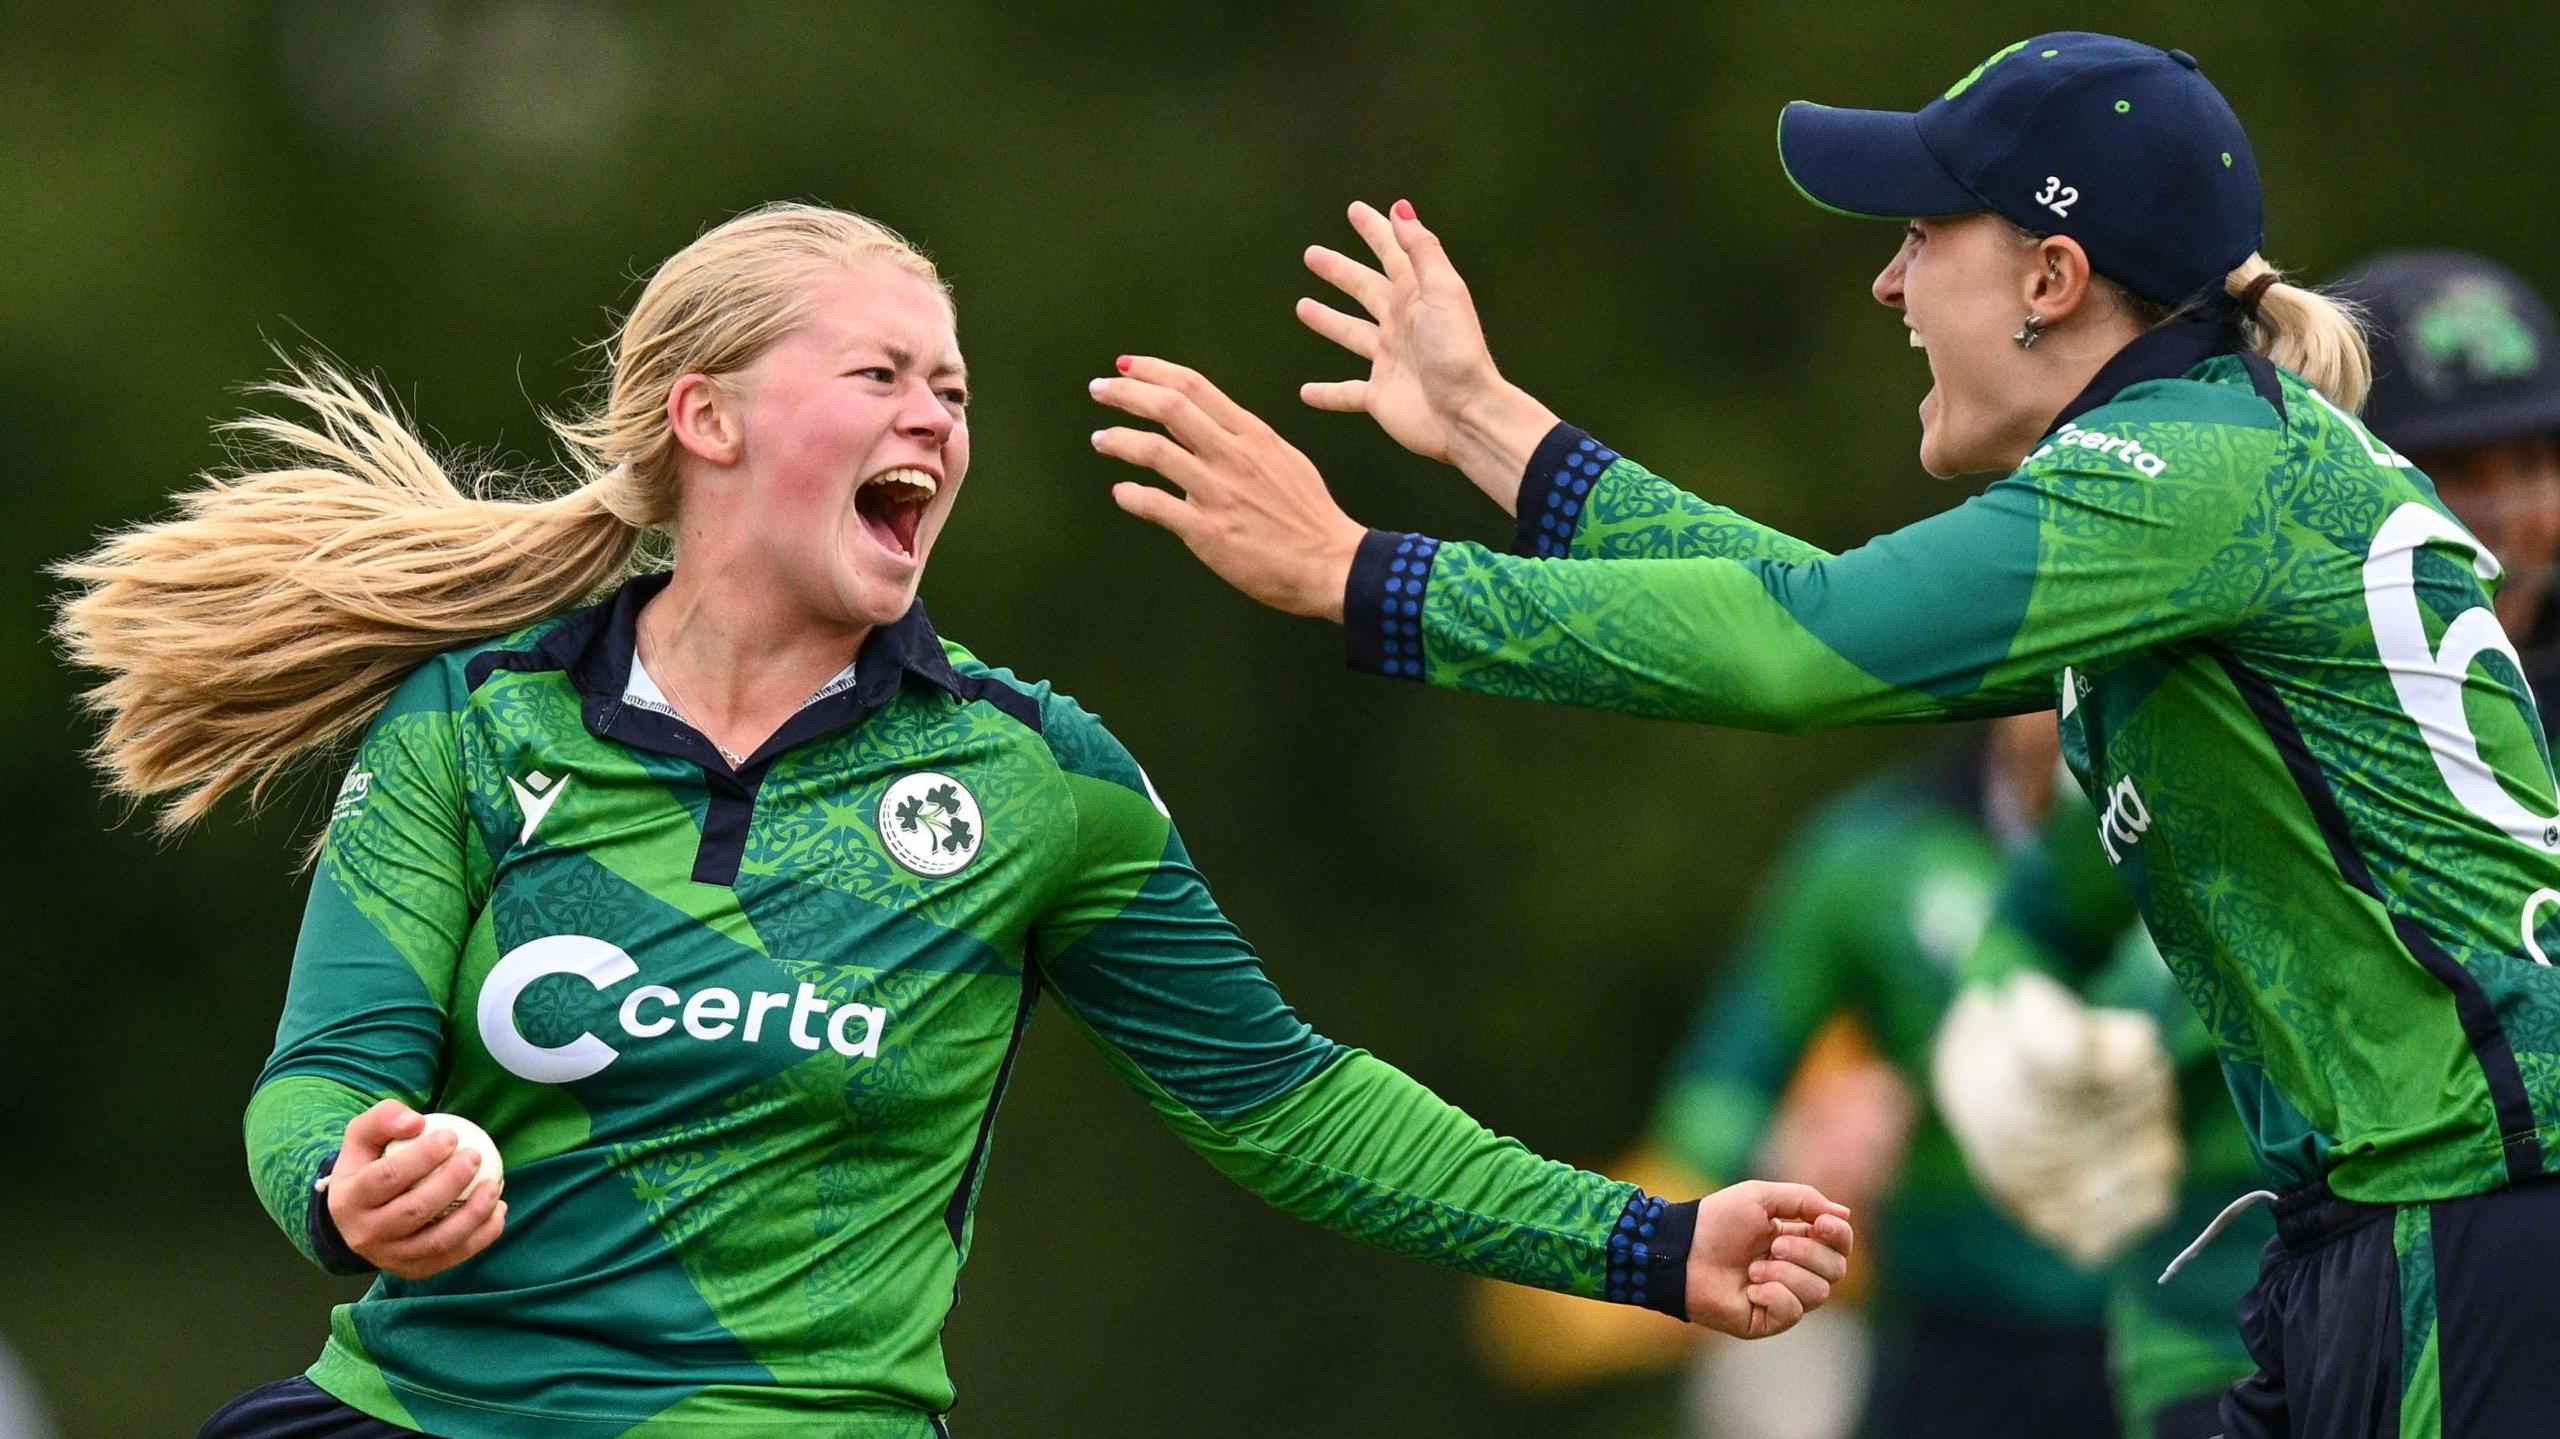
[
  {"left": 53, "top": 361, "right": 648, "bottom": 831},
  {"left": 2227, "top": 254, "right": 2373, "bottom": 413},
  {"left": 54, "top": 201, "right": 948, "bottom": 834}
]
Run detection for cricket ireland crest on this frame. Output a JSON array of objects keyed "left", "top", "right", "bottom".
[{"left": 878, "top": 771, "right": 985, "bottom": 877}]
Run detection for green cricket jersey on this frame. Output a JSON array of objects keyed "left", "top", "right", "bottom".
[
  {"left": 1343, "top": 320, "right": 2560, "bottom": 1203},
  {"left": 247, "top": 573, "right": 1692, "bottom": 1438},
  {"left": 1648, "top": 754, "right": 2110, "bottom": 1327}
]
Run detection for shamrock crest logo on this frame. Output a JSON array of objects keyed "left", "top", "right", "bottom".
[
  {"left": 878, "top": 771, "right": 985, "bottom": 877},
  {"left": 2413, "top": 280, "right": 2542, "bottom": 392}
]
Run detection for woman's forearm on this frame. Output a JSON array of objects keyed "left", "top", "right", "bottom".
[{"left": 1445, "top": 381, "right": 1563, "bottom": 514}]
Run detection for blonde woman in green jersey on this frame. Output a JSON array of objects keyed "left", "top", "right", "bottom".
[
  {"left": 1096, "top": 31, "right": 2560, "bottom": 1439},
  {"left": 57, "top": 202, "right": 1855, "bottom": 1439}
]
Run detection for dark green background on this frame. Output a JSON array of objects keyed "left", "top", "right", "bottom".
[{"left": 7, "top": 4, "right": 2555, "bottom": 1434}]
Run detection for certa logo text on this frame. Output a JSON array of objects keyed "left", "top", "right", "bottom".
[
  {"left": 477, "top": 935, "right": 890, "bottom": 1083},
  {"left": 2031, "top": 422, "right": 2169, "bottom": 477}
]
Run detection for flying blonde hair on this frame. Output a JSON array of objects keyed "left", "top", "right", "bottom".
[{"left": 54, "top": 201, "right": 945, "bottom": 833}]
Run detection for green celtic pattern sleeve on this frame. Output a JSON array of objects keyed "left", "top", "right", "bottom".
[
  {"left": 1032, "top": 696, "right": 1692, "bottom": 1310},
  {"left": 1512, "top": 425, "right": 1836, "bottom": 566},
  {"left": 246, "top": 656, "right": 480, "bottom": 1272},
  {"left": 1347, "top": 403, "right": 2277, "bottom": 723}
]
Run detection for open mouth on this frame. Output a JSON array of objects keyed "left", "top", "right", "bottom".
[
  {"left": 854, "top": 467, "right": 937, "bottom": 560},
  {"left": 1907, "top": 328, "right": 1938, "bottom": 418}
]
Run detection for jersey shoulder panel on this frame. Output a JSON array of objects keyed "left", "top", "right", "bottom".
[
  {"left": 2117, "top": 361, "right": 2288, "bottom": 431},
  {"left": 376, "top": 612, "right": 582, "bottom": 722},
  {"left": 943, "top": 651, "right": 1151, "bottom": 800},
  {"left": 452, "top": 601, "right": 604, "bottom": 693},
  {"left": 2022, "top": 373, "right": 2283, "bottom": 487}
]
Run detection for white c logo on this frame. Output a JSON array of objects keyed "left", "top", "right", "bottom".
[
  {"left": 2362, "top": 501, "right": 2560, "bottom": 849},
  {"left": 2524, "top": 890, "right": 2560, "bottom": 968},
  {"left": 478, "top": 934, "right": 636, "bottom": 1082}
]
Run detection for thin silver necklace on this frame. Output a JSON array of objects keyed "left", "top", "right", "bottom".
[{"left": 640, "top": 633, "right": 749, "bottom": 769}]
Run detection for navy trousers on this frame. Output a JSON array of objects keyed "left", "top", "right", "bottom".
[
  {"left": 2219, "top": 1173, "right": 2560, "bottom": 1438},
  {"left": 198, "top": 1379, "right": 419, "bottom": 1439}
]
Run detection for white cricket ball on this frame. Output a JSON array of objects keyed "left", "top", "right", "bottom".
[{"left": 383, "top": 1112, "right": 505, "bottom": 1214}]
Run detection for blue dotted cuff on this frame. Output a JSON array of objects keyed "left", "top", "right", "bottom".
[
  {"left": 1510, "top": 423, "right": 1621, "bottom": 558},
  {"left": 306, "top": 1150, "right": 378, "bottom": 1277},
  {"left": 1606, "top": 1191, "right": 1698, "bottom": 1318},
  {"left": 1343, "top": 528, "right": 1441, "bottom": 680}
]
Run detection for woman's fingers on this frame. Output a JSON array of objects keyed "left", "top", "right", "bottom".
[
  {"left": 1143, "top": 356, "right": 1259, "bottom": 434},
  {"left": 1091, "top": 427, "right": 1208, "bottom": 493},
  {"left": 351, "top": 1148, "right": 480, "bottom": 1249},
  {"left": 1811, "top": 1212, "right": 1855, "bottom": 1258},
  {"left": 1090, "top": 374, "right": 1227, "bottom": 454},
  {"left": 1737, "top": 1179, "right": 1857, "bottom": 1230},
  {"left": 1295, "top": 297, "right": 1380, "bottom": 360},
  {"left": 1388, "top": 198, "right": 1458, "bottom": 285},
  {"left": 1743, "top": 1277, "right": 1807, "bottom": 1334},
  {"left": 378, "top": 1185, "right": 507, "bottom": 1276},
  {"left": 382, "top": 1150, "right": 483, "bottom": 1239},
  {"left": 1108, "top": 481, "right": 1198, "bottom": 544},
  {"left": 1753, "top": 1256, "right": 1835, "bottom": 1305},
  {"left": 1770, "top": 1230, "right": 1850, "bottom": 1285},
  {"left": 1110, "top": 355, "right": 1263, "bottom": 437},
  {"left": 1299, "top": 379, "right": 1371, "bottom": 413},
  {"left": 1089, "top": 358, "right": 1366, "bottom": 622},
  {"left": 1304, "top": 245, "right": 1391, "bottom": 318},
  {"left": 339, "top": 1127, "right": 455, "bottom": 1213},
  {"left": 1346, "top": 200, "right": 1413, "bottom": 280},
  {"left": 337, "top": 1099, "right": 422, "bottom": 1171}
]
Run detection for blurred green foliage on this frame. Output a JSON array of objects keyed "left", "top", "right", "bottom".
[{"left": 5, "top": 3, "right": 2556, "bottom": 1434}]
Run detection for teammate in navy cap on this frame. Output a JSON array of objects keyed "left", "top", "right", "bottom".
[
  {"left": 2340, "top": 252, "right": 2560, "bottom": 701},
  {"left": 1095, "top": 29, "right": 2560, "bottom": 1439}
]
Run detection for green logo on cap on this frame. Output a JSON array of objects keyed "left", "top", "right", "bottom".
[
  {"left": 1945, "top": 40, "right": 2029, "bottom": 100},
  {"left": 2414, "top": 280, "right": 2541, "bottom": 387}
]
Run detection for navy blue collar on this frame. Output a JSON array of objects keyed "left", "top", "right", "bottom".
[
  {"left": 568, "top": 572, "right": 965, "bottom": 702},
  {"left": 555, "top": 572, "right": 975, "bottom": 776},
  {"left": 2042, "top": 317, "right": 2252, "bottom": 440}
]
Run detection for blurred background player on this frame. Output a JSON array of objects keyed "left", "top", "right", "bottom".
[
  {"left": 1937, "top": 782, "right": 2264, "bottom": 1439},
  {"left": 2339, "top": 251, "right": 2560, "bottom": 692},
  {"left": 1472, "top": 716, "right": 2123, "bottom": 1439}
]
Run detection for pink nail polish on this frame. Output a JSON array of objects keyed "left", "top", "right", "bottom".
[
  {"left": 1392, "top": 199, "right": 1416, "bottom": 221},
  {"left": 1115, "top": 355, "right": 1133, "bottom": 373}
]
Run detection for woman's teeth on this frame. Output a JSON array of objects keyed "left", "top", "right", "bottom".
[
  {"left": 862, "top": 467, "right": 938, "bottom": 501},
  {"left": 854, "top": 467, "right": 938, "bottom": 559}
]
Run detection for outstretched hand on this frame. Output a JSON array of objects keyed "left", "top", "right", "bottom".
[
  {"left": 1298, "top": 199, "right": 1560, "bottom": 511},
  {"left": 1091, "top": 356, "right": 1368, "bottom": 622},
  {"left": 1686, "top": 1181, "right": 1855, "bottom": 1339}
]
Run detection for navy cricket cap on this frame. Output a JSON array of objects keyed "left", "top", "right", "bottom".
[
  {"left": 1778, "top": 33, "right": 2264, "bottom": 310},
  {"left": 2335, "top": 251, "right": 2560, "bottom": 456}
]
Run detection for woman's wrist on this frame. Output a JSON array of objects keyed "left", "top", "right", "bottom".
[
  {"left": 1302, "top": 517, "right": 1367, "bottom": 623},
  {"left": 1448, "top": 380, "right": 1561, "bottom": 514}
]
